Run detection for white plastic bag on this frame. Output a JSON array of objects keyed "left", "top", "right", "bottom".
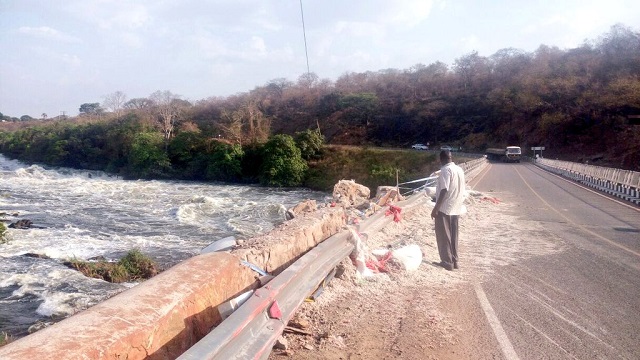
[{"left": 391, "top": 244, "right": 423, "bottom": 272}]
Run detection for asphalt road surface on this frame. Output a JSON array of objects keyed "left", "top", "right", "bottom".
[{"left": 465, "top": 161, "right": 640, "bottom": 359}]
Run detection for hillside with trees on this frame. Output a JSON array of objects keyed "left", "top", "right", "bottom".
[{"left": 1, "top": 24, "right": 639, "bottom": 182}]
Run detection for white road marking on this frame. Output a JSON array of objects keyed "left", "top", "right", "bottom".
[
  {"left": 531, "top": 164, "right": 640, "bottom": 212},
  {"left": 474, "top": 283, "right": 520, "bottom": 360},
  {"left": 508, "top": 310, "right": 580, "bottom": 360},
  {"left": 514, "top": 166, "right": 640, "bottom": 259}
]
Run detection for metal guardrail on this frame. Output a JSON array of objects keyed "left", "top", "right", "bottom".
[
  {"left": 535, "top": 159, "right": 640, "bottom": 205},
  {"left": 397, "top": 157, "right": 488, "bottom": 196},
  {"left": 178, "top": 194, "right": 427, "bottom": 360},
  {"left": 178, "top": 158, "right": 490, "bottom": 359},
  {"left": 537, "top": 159, "right": 640, "bottom": 188},
  {"left": 178, "top": 231, "right": 354, "bottom": 360}
]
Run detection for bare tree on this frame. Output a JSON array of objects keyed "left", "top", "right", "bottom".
[
  {"left": 149, "top": 90, "right": 189, "bottom": 140},
  {"left": 103, "top": 91, "right": 128, "bottom": 117},
  {"left": 297, "top": 72, "right": 319, "bottom": 88},
  {"left": 219, "top": 109, "right": 244, "bottom": 144},
  {"left": 218, "top": 102, "right": 271, "bottom": 145}
]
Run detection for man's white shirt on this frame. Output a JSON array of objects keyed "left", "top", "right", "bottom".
[{"left": 435, "top": 162, "right": 466, "bottom": 215}]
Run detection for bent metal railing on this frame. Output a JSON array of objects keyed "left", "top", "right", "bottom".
[
  {"left": 178, "top": 157, "right": 489, "bottom": 359},
  {"left": 398, "top": 157, "right": 488, "bottom": 196},
  {"left": 178, "top": 194, "right": 427, "bottom": 360}
]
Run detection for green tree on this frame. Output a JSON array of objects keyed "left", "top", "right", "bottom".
[
  {"left": 338, "top": 93, "right": 379, "bottom": 126},
  {"left": 295, "top": 128, "right": 324, "bottom": 160},
  {"left": 205, "top": 142, "right": 244, "bottom": 181},
  {"left": 79, "top": 103, "right": 104, "bottom": 115},
  {"left": 127, "top": 132, "right": 170, "bottom": 179},
  {"left": 259, "top": 134, "right": 308, "bottom": 186}
]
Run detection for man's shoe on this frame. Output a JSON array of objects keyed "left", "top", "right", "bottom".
[{"left": 432, "top": 261, "right": 454, "bottom": 271}]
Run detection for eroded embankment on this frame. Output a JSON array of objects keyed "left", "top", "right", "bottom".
[{"left": 0, "top": 187, "right": 354, "bottom": 359}]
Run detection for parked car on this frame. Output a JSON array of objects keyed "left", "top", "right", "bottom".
[
  {"left": 440, "top": 145, "right": 453, "bottom": 151},
  {"left": 411, "top": 143, "right": 428, "bottom": 150}
]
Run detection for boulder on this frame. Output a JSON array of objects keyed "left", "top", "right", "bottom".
[{"left": 9, "top": 219, "right": 33, "bottom": 229}]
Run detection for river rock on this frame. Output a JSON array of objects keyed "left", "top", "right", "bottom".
[
  {"left": 22, "top": 253, "right": 50, "bottom": 259},
  {"left": 9, "top": 219, "right": 33, "bottom": 229}
]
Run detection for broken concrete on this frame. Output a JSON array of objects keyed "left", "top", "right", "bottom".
[
  {"left": 333, "top": 180, "right": 370, "bottom": 208},
  {"left": 286, "top": 199, "right": 318, "bottom": 220},
  {"left": 233, "top": 206, "right": 347, "bottom": 274},
  {"left": 0, "top": 252, "right": 258, "bottom": 360}
]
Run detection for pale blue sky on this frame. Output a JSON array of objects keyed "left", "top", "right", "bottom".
[{"left": 1, "top": 0, "right": 638, "bottom": 118}]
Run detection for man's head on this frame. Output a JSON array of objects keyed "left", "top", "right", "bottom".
[{"left": 439, "top": 150, "right": 452, "bottom": 165}]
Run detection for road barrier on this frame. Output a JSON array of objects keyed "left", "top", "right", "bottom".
[
  {"left": 535, "top": 159, "right": 640, "bottom": 205},
  {"left": 178, "top": 194, "right": 427, "bottom": 360}
]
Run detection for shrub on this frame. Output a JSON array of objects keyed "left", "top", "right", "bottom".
[
  {"left": 118, "top": 248, "right": 158, "bottom": 280},
  {"left": 0, "top": 222, "right": 6, "bottom": 244},
  {"left": 1, "top": 331, "right": 13, "bottom": 347},
  {"left": 259, "top": 134, "right": 308, "bottom": 187},
  {"left": 64, "top": 249, "right": 158, "bottom": 283}
]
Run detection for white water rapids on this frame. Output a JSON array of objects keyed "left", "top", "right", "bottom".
[{"left": 0, "top": 155, "right": 328, "bottom": 337}]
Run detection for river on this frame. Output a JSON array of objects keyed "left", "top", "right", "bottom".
[{"left": 0, "top": 155, "right": 328, "bottom": 338}]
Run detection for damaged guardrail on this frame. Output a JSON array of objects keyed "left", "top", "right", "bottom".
[
  {"left": 179, "top": 157, "right": 488, "bottom": 359},
  {"left": 535, "top": 158, "right": 640, "bottom": 205},
  {"left": 398, "top": 156, "right": 488, "bottom": 196},
  {"left": 177, "top": 194, "right": 427, "bottom": 360}
]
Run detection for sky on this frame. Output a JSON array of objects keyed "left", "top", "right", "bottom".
[{"left": 1, "top": 0, "right": 639, "bottom": 118}]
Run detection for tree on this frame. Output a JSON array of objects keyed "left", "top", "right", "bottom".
[
  {"left": 295, "top": 128, "right": 324, "bottom": 160},
  {"left": 20, "top": 115, "right": 34, "bottom": 121},
  {"left": 259, "top": 134, "right": 308, "bottom": 186},
  {"left": 454, "top": 51, "right": 490, "bottom": 90},
  {"left": 149, "top": 91, "right": 187, "bottom": 140},
  {"left": 265, "top": 78, "right": 293, "bottom": 97},
  {"left": 297, "top": 72, "right": 319, "bottom": 88},
  {"left": 103, "top": 91, "right": 128, "bottom": 117},
  {"left": 338, "top": 93, "right": 379, "bottom": 126},
  {"left": 124, "top": 98, "right": 155, "bottom": 110},
  {"left": 41, "top": 113, "right": 48, "bottom": 121},
  {"left": 79, "top": 103, "right": 104, "bottom": 116},
  {"left": 205, "top": 143, "right": 244, "bottom": 181},
  {"left": 218, "top": 102, "right": 271, "bottom": 145},
  {"left": 127, "top": 132, "right": 171, "bottom": 178}
]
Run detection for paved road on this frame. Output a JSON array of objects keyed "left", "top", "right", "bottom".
[{"left": 467, "top": 161, "right": 640, "bottom": 359}]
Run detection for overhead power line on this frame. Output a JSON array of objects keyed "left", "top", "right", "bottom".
[{"left": 299, "top": 0, "right": 310, "bottom": 75}]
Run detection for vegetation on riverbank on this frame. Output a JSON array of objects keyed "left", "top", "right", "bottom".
[
  {"left": 0, "top": 332, "right": 12, "bottom": 347},
  {"left": 64, "top": 249, "right": 158, "bottom": 283},
  {"left": 1, "top": 25, "right": 638, "bottom": 177},
  {"left": 305, "top": 145, "right": 441, "bottom": 192},
  {"left": 0, "top": 223, "right": 6, "bottom": 244}
]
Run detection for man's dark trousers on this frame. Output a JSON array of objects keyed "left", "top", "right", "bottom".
[{"left": 435, "top": 211, "right": 459, "bottom": 268}]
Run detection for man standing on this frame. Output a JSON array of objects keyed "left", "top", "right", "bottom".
[{"left": 430, "top": 150, "right": 466, "bottom": 271}]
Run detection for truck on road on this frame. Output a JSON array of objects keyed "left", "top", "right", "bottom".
[{"left": 486, "top": 146, "right": 521, "bottom": 162}]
